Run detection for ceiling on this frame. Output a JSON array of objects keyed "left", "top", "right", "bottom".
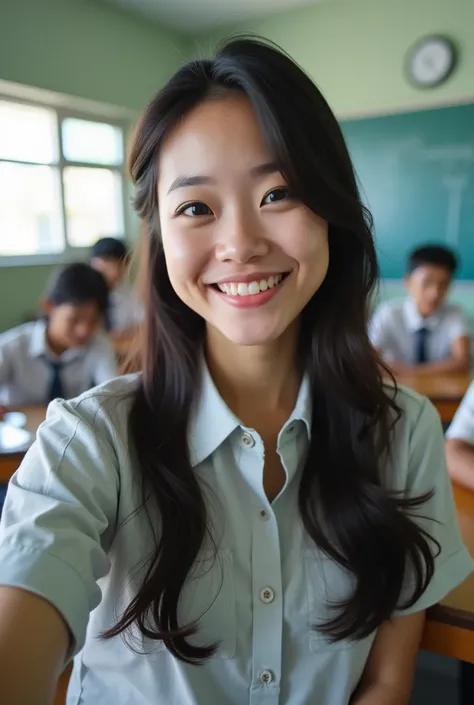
[{"left": 102, "top": 0, "right": 323, "bottom": 33}]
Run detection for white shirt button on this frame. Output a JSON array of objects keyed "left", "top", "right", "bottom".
[
  {"left": 241, "top": 432, "right": 255, "bottom": 448},
  {"left": 260, "top": 586, "right": 275, "bottom": 603},
  {"left": 260, "top": 670, "right": 274, "bottom": 685},
  {"left": 258, "top": 508, "right": 269, "bottom": 520}
]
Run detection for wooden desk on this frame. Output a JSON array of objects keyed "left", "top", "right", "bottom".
[
  {"left": 422, "top": 484, "right": 474, "bottom": 662},
  {"left": 0, "top": 406, "right": 46, "bottom": 482},
  {"left": 396, "top": 372, "right": 472, "bottom": 424}
]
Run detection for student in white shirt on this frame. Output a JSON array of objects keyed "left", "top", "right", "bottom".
[
  {"left": 0, "top": 39, "right": 472, "bottom": 705},
  {"left": 446, "top": 382, "right": 474, "bottom": 491},
  {"left": 370, "top": 245, "right": 470, "bottom": 375},
  {"left": 0, "top": 263, "right": 118, "bottom": 408},
  {"left": 90, "top": 237, "right": 142, "bottom": 338}
]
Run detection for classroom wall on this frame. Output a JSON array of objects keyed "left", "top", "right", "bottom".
[
  {"left": 195, "top": 0, "right": 474, "bottom": 118},
  {"left": 0, "top": 0, "right": 190, "bottom": 332}
]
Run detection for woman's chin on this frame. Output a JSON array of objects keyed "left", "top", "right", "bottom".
[{"left": 207, "top": 321, "right": 293, "bottom": 348}]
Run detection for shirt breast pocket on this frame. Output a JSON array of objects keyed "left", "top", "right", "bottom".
[
  {"left": 177, "top": 548, "right": 237, "bottom": 659},
  {"left": 304, "top": 550, "right": 376, "bottom": 656}
]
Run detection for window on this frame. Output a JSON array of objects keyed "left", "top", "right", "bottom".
[{"left": 0, "top": 99, "right": 127, "bottom": 264}]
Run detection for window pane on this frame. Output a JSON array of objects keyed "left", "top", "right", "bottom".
[
  {"left": 62, "top": 118, "right": 123, "bottom": 165},
  {"left": 63, "top": 167, "right": 123, "bottom": 247},
  {"left": 0, "top": 162, "right": 64, "bottom": 256},
  {"left": 0, "top": 101, "right": 58, "bottom": 164}
]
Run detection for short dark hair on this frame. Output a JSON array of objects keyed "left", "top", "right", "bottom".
[
  {"left": 407, "top": 244, "right": 458, "bottom": 276},
  {"left": 91, "top": 236, "right": 128, "bottom": 261},
  {"left": 46, "top": 263, "right": 109, "bottom": 314}
]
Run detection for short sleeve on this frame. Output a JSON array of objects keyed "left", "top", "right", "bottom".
[
  {"left": 0, "top": 397, "right": 120, "bottom": 657},
  {"left": 446, "top": 381, "right": 474, "bottom": 445},
  {"left": 397, "top": 398, "right": 474, "bottom": 614}
]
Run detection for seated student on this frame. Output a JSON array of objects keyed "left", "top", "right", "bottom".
[
  {"left": 0, "top": 263, "right": 118, "bottom": 408},
  {"left": 370, "top": 245, "right": 470, "bottom": 375},
  {"left": 446, "top": 382, "right": 474, "bottom": 490},
  {"left": 90, "top": 237, "right": 141, "bottom": 339}
]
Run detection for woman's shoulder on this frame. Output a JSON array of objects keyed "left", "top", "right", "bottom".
[
  {"left": 45, "top": 374, "right": 141, "bottom": 453},
  {"left": 389, "top": 382, "right": 430, "bottom": 423},
  {"left": 382, "top": 382, "right": 444, "bottom": 488}
]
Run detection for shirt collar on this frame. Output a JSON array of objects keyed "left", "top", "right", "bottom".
[
  {"left": 29, "top": 319, "right": 48, "bottom": 358},
  {"left": 187, "top": 361, "right": 312, "bottom": 467},
  {"left": 28, "top": 318, "right": 83, "bottom": 362},
  {"left": 403, "top": 298, "right": 442, "bottom": 332}
]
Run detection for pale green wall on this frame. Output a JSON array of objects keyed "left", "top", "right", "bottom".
[
  {"left": 196, "top": 0, "right": 474, "bottom": 118},
  {"left": 0, "top": 0, "right": 190, "bottom": 332},
  {"left": 0, "top": 0, "right": 189, "bottom": 111}
]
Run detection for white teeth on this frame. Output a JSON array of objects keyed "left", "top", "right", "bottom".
[
  {"left": 216, "top": 274, "right": 285, "bottom": 297},
  {"left": 248, "top": 281, "right": 260, "bottom": 295}
]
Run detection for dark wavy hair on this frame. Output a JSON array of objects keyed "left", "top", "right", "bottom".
[{"left": 103, "top": 37, "right": 438, "bottom": 663}]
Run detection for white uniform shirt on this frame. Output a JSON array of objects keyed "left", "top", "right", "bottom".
[
  {"left": 369, "top": 299, "right": 468, "bottom": 365},
  {"left": 0, "top": 370, "right": 471, "bottom": 705},
  {"left": 0, "top": 319, "right": 118, "bottom": 406},
  {"left": 446, "top": 381, "right": 474, "bottom": 444},
  {"left": 109, "top": 282, "right": 142, "bottom": 333}
]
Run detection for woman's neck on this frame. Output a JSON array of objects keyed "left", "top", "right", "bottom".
[{"left": 205, "top": 323, "right": 301, "bottom": 433}]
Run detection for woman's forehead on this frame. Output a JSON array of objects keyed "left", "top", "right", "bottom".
[{"left": 157, "top": 95, "right": 274, "bottom": 191}]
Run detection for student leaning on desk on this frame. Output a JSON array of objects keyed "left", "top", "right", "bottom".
[
  {"left": 370, "top": 245, "right": 470, "bottom": 376},
  {"left": 0, "top": 263, "right": 118, "bottom": 411}
]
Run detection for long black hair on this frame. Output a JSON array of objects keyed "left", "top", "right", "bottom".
[{"left": 103, "top": 37, "right": 437, "bottom": 662}]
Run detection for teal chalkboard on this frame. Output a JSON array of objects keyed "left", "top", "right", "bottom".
[{"left": 341, "top": 103, "right": 474, "bottom": 280}]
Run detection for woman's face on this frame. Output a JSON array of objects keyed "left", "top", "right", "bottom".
[{"left": 157, "top": 93, "right": 329, "bottom": 347}]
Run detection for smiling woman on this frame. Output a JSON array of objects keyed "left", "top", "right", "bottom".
[
  {"left": 157, "top": 93, "right": 329, "bottom": 346},
  {"left": 0, "top": 37, "right": 472, "bottom": 705}
]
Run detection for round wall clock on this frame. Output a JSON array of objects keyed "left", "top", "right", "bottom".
[{"left": 406, "top": 35, "right": 457, "bottom": 88}]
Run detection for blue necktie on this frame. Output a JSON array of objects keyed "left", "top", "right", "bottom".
[
  {"left": 46, "top": 360, "right": 64, "bottom": 403},
  {"left": 415, "top": 327, "right": 429, "bottom": 364}
]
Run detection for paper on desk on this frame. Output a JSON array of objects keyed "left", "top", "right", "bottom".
[{"left": 0, "top": 422, "right": 31, "bottom": 451}]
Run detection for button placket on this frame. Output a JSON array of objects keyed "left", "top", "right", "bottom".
[
  {"left": 251, "top": 499, "right": 282, "bottom": 703},
  {"left": 260, "top": 587, "right": 275, "bottom": 604},
  {"left": 241, "top": 431, "right": 255, "bottom": 448},
  {"left": 259, "top": 670, "right": 274, "bottom": 685}
]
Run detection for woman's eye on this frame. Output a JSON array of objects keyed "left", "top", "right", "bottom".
[
  {"left": 177, "top": 202, "right": 212, "bottom": 217},
  {"left": 261, "top": 187, "right": 292, "bottom": 205}
]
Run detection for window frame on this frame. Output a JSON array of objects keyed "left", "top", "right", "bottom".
[{"left": 0, "top": 93, "right": 131, "bottom": 267}]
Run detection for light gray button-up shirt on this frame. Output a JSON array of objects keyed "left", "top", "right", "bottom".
[{"left": 0, "top": 369, "right": 472, "bottom": 704}]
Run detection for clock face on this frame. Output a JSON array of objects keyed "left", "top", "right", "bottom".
[{"left": 407, "top": 36, "right": 456, "bottom": 88}]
